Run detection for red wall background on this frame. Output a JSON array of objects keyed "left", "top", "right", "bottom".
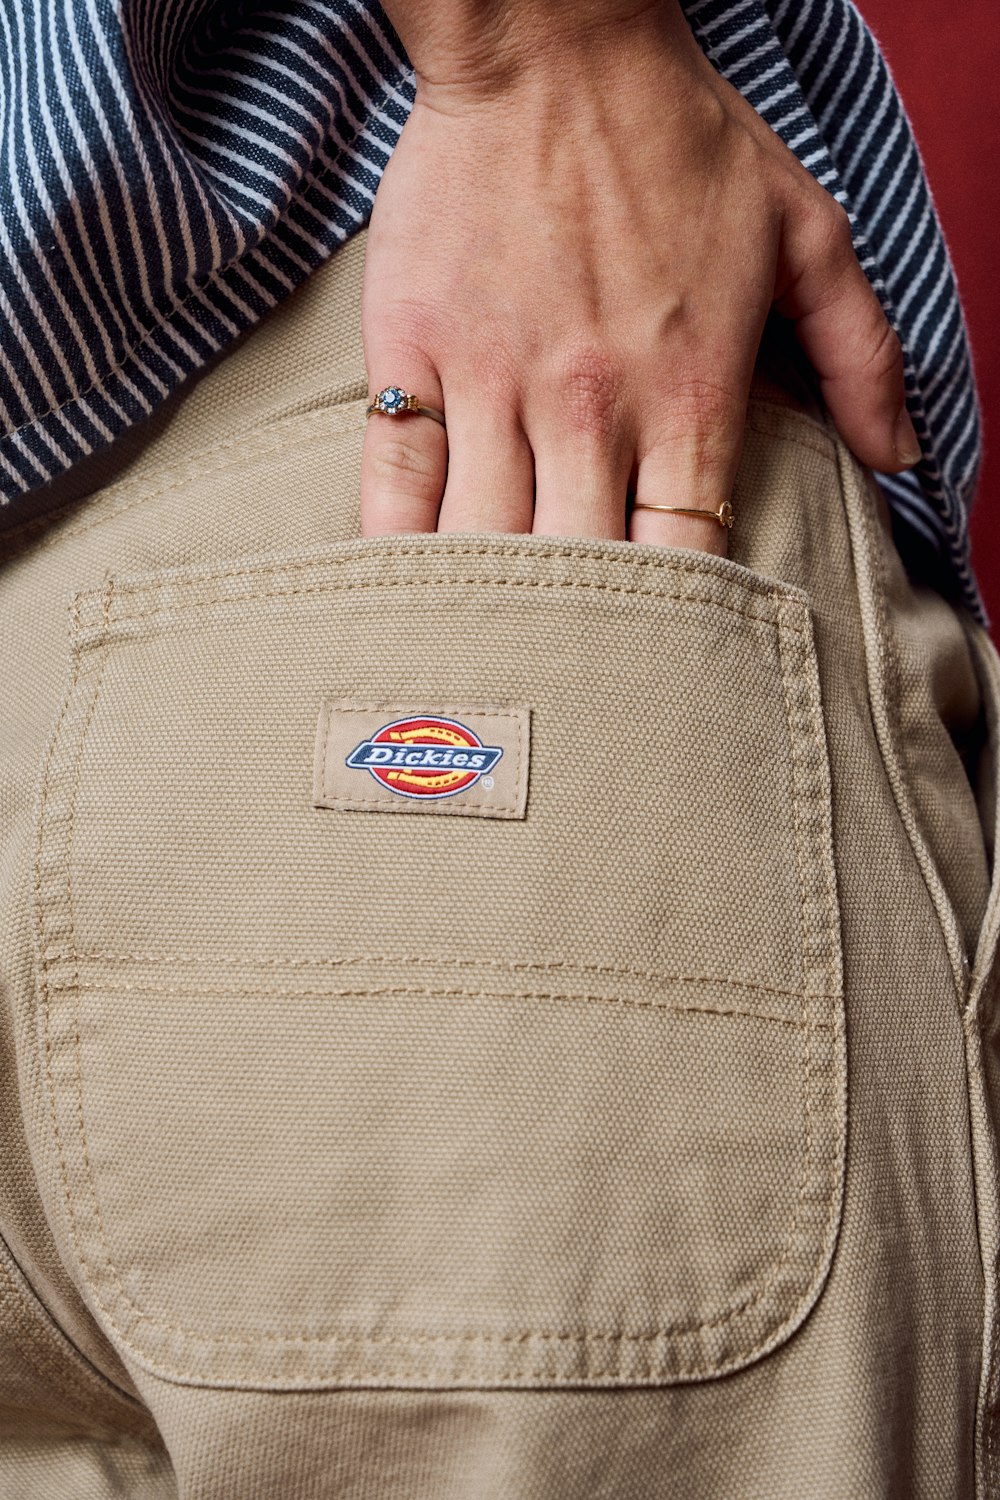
[{"left": 858, "top": 0, "right": 999, "bottom": 624}]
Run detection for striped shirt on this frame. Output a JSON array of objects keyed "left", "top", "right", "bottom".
[{"left": 0, "top": 0, "right": 984, "bottom": 618}]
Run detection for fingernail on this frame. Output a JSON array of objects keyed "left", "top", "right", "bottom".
[{"left": 894, "top": 407, "right": 922, "bottom": 468}]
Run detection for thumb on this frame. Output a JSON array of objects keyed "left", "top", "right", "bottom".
[{"left": 774, "top": 195, "right": 921, "bottom": 473}]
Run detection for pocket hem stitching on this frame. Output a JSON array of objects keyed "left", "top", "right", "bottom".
[{"left": 32, "top": 566, "right": 845, "bottom": 1389}]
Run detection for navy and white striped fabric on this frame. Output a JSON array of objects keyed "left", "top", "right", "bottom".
[{"left": 0, "top": 0, "right": 984, "bottom": 617}]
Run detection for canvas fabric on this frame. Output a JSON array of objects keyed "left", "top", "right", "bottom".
[{"left": 2, "top": 230, "right": 1000, "bottom": 1497}]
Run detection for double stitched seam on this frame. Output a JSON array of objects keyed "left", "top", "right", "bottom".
[
  {"left": 34, "top": 580, "right": 835, "bottom": 1382},
  {"left": 83, "top": 575, "right": 805, "bottom": 647},
  {"left": 34, "top": 588, "right": 125, "bottom": 1391},
  {"left": 986, "top": 1006, "right": 1000, "bottom": 1495},
  {"left": 49, "top": 979, "right": 813, "bottom": 1032},
  {"left": 851, "top": 455, "right": 966, "bottom": 991},
  {"left": 97, "top": 578, "right": 800, "bottom": 639},
  {"left": 959, "top": 631, "right": 1000, "bottom": 1495},
  {"left": 836, "top": 449, "right": 993, "bottom": 1481},
  {"left": 321, "top": 705, "right": 522, "bottom": 816},
  {"left": 743, "top": 601, "right": 829, "bottom": 1352},
  {"left": 96, "top": 540, "right": 802, "bottom": 614},
  {"left": 980, "top": 947, "right": 1000, "bottom": 1492},
  {"left": 850, "top": 455, "right": 994, "bottom": 1491},
  {"left": 777, "top": 597, "right": 845, "bottom": 1299},
  {"left": 55, "top": 950, "right": 827, "bottom": 1004}
]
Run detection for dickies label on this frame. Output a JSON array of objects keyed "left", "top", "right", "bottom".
[{"left": 313, "top": 703, "right": 531, "bottom": 819}]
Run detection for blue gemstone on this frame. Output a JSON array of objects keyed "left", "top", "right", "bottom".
[{"left": 382, "top": 386, "right": 405, "bottom": 412}]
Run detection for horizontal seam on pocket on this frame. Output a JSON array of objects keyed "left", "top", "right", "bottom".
[
  {"left": 53, "top": 949, "right": 828, "bottom": 1002},
  {"left": 48, "top": 977, "right": 821, "bottom": 1030},
  {"left": 99, "top": 540, "right": 799, "bottom": 610},
  {"left": 87, "top": 578, "right": 808, "bottom": 641},
  {"left": 1, "top": 397, "right": 826, "bottom": 560}
]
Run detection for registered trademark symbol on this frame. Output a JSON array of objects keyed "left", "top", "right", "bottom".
[{"left": 481, "top": 776, "right": 494, "bottom": 789}]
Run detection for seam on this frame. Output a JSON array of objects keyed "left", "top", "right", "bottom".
[
  {"left": 967, "top": 994, "right": 1000, "bottom": 1500},
  {"left": 33, "top": 611, "right": 120, "bottom": 1399},
  {"left": 986, "top": 979, "right": 1000, "bottom": 1492},
  {"left": 34, "top": 569, "right": 839, "bottom": 1381},
  {"left": 847, "top": 453, "right": 967, "bottom": 995},
  {"left": 53, "top": 950, "right": 823, "bottom": 1003},
  {"left": 321, "top": 692, "right": 333, "bottom": 801},
  {"left": 776, "top": 594, "right": 845, "bottom": 1276},
  {"left": 99, "top": 540, "right": 799, "bottom": 613},
  {"left": 776, "top": 599, "right": 814, "bottom": 1272},
  {"left": 111, "top": 578, "right": 800, "bottom": 629},
  {"left": 322, "top": 798, "right": 518, "bottom": 814},
  {"left": 321, "top": 695, "right": 332, "bottom": 801},
  {"left": 965, "top": 627, "right": 1000, "bottom": 992},
  {"left": 958, "top": 628, "right": 1000, "bottom": 1495},
  {"left": 48, "top": 978, "right": 817, "bottom": 1031},
  {"left": 990, "top": 1170, "right": 998, "bottom": 1493},
  {"left": 782, "top": 588, "right": 846, "bottom": 1248},
  {"left": 86, "top": 575, "right": 807, "bottom": 641},
  {"left": 314, "top": 804, "right": 521, "bottom": 816}
]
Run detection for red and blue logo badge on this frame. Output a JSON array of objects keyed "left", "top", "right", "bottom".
[{"left": 345, "top": 715, "right": 504, "bottom": 800}]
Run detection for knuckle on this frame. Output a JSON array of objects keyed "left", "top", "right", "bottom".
[
  {"left": 812, "top": 198, "right": 855, "bottom": 265},
  {"left": 456, "top": 344, "right": 520, "bottom": 415},
  {"left": 857, "top": 315, "right": 904, "bottom": 386},
  {"left": 556, "top": 349, "right": 623, "bottom": 444},
  {"left": 826, "top": 199, "right": 853, "bottom": 242}
]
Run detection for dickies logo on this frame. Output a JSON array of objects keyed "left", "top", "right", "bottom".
[{"left": 345, "top": 715, "right": 504, "bottom": 800}]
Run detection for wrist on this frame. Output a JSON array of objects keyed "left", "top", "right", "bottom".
[{"left": 384, "top": 0, "right": 696, "bottom": 109}]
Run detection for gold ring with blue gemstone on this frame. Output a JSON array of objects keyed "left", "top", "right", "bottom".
[{"left": 365, "top": 386, "right": 446, "bottom": 427}]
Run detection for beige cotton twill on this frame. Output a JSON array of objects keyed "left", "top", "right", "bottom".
[{"left": 2, "top": 229, "right": 1000, "bottom": 1498}]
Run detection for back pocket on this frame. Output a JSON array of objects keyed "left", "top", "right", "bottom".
[{"left": 33, "top": 535, "right": 844, "bottom": 1389}]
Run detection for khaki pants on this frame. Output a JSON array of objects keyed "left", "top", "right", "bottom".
[{"left": 2, "top": 231, "right": 1000, "bottom": 1499}]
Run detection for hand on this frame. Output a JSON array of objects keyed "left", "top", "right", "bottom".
[{"left": 361, "top": 0, "right": 919, "bottom": 556}]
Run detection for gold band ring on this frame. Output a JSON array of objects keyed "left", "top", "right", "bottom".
[
  {"left": 366, "top": 385, "right": 446, "bottom": 427},
  {"left": 631, "top": 500, "right": 734, "bottom": 530}
]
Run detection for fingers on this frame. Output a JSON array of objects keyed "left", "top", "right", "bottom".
[
  {"left": 527, "top": 353, "right": 645, "bottom": 542},
  {"left": 436, "top": 400, "right": 535, "bottom": 533},
  {"left": 775, "top": 196, "right": 921, "bottom": 472},
  {"left": 360, "top": 350, "right": 746, "bottom": 553},
  {"left": 531, "top": 431, "right": 633, "bottom": 541},
  {"left": 360, "top": 359, "right": 448, "bottom": 537},
  {"left": 627, "top": 377, "right": 745, "bottom": 557}
]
